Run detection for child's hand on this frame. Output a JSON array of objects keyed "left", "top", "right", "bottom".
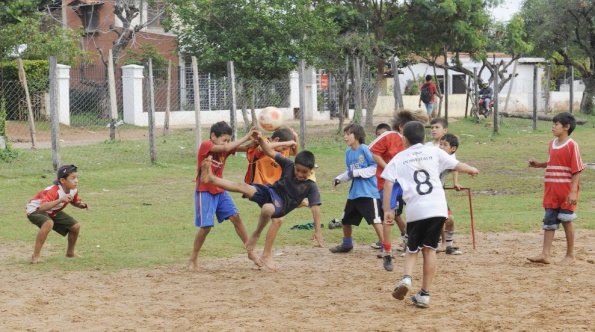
[
  {"left": 384, "top": 210, "right": 395, "bottom": 224},
  {"left": 60, "top": 194, "right": 73, "bottom": 203},
  {"left": 312, "top": 231, "right": 324, "bottom": 248},
  {"left": 567, "top": 191, "right": 578, "bottom": 205},
  {"left": 78, "top": 202, "right": 89, "bottom": 209},
  {"left": 528, "top": 160, "right": 539, "bottom": 168},
  {"left": 332, "top": 178, "right": 341, "bottom": 188},
  {"left": 467, "top": 167, "right": 479, "bottom": 177},
  {"left": 454, "top": 183, "right": 462, "bottom": 191}
]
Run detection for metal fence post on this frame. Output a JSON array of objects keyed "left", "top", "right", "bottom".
[
  {"left": 227, "top": 61, "right": 237, "bottom": 140},
  {"left": 298, "top": 60, "right": 306, "bottom": 150},
  {"left": 147, "top": 58, "right": 157, "bottom": 163},
  {"left": 191, "top": 56, "right": 201, "bottom": 152}
]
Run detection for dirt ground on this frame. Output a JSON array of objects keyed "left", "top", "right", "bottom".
[{"left": 1, "top": 230, "right": 594, "bottom": 331}]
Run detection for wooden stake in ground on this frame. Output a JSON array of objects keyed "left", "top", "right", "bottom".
[
  {"left": 17, "top": 58, "right": 37, "bottom": 149},
  {"left": 164, "top": 59, "right": 171, "bottom": 136}
]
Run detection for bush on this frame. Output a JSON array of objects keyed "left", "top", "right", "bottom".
[{"left": 0, "top": 60, "right": 49, "bottom": 93}]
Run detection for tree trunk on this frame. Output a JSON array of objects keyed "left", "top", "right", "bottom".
[
  {"left": 364, "top": 57, "right": 383, "bottom": 131},
  {"left": 580, "top": 76, "right": 595, "bottom": 114}
]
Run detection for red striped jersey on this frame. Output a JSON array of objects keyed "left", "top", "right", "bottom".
[
  {"left": 543, "top": 138, "right": 585, "bottom": 210},
  {"left": 26, "top": 185, "right": 80, "bottom": 217}
]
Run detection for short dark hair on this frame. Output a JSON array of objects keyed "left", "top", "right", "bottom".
[
  {"left": 375, "top": 123, "right": 391, "bottom": 133},
  {"left": 402, "top": 121, "right": 426, "bottom": 145},
  {"left": 344, "top": 123, "right": 366, "bottom": 144},
  {"left": 210, "top": 121, "right": 232, "bottom": 137},
  {"left": 425, "top": 74, "right": 432, "bottom": 81},
  {"left": 295, "top": 150, "right": 315, "bottom": 169},
  {"left": 271, "top": 127, "right": 293, "bottom": 142},
  {"left": 440, "top": 133, "right": 459, "bottom": 149},
  {"left": 54, "top": 164, "right": 77, "bottom": 184},
  {"left": 430, "top": 117, "right": 448, "bottom": 128},
  {"left": 552, "top": 112, "right": 576, "bottom": 135}
]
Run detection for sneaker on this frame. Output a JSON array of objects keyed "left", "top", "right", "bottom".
[
  {"left": 446, "top": 246, "right": 462, "bottom": 255},
  {"left": 411, "top": 291, "right": 430, "bottom": 308},
  {"left": 370, "top": 241, "right": 382, "bottom": 249},
  {"left": 329, "top": 245, "right": 353, "bottom": 253},
  {"left": 383, "top": 254, "right": 394, "bottom": 272},
  {"left": 392, "top": 277, "right": 412, "bottom": 300},
  {"left": 377, "top": 251, "right": 394, "bottom": 259}
]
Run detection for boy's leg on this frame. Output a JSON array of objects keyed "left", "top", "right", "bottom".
[
  {"left": 372, "top": 223, "right": 384, "bottom": 245},
  {"left": 527, "top": 230, "right": 555, "bottom": 264},
  {"left": 260, "top": 217, "right": 283, "bottom": 271},
  {"left": 32, "top": 219, "right": 54, "bottom": 264},
  {"left": 421, "top": 247, "right": 437, "bottom": 292},
  {"left": 228, "top": 214, "right": 248, "bottom": 244},
  {"left": 188, "top": 227, "right": 211, "bottom": 271},
  {"left": 200, "top": 158, "right": 257, "bottom": 198},
  {"left": 560, "top": 222, "right": 575, "bottom": 265},
  {"left": 66, "top": 223, "right": 81, "bottom": 258},
  {"left": 245, "top": 204, "right": 275, "bottom": 267}
]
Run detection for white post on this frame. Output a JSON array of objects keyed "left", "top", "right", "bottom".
[
  {"left": 289, "top": 71, "right": 300, "bottom": 113},
  {"left": 122, "top": 64, "right": 145, "bottom": 126},
  {"left": 56, "top": 64, "right": 70, "bottom": 126}
]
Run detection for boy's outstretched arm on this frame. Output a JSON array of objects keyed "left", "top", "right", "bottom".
[
  {"left": 454, "top": 162, "right": 479, "bottom": 176},
  {"left": 256, "top": 134, "right": 278, "bottom": 159},
  {"left": 528, "top": 159, "right": 547, "bottom": 168},
  {"left": 212, "top": 127, "right": 259, "bottom": 153},
  {"left": 310, "top": 205, "right": 324, "bottom": 247}
]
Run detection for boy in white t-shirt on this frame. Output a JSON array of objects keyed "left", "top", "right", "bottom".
[{"left": 381, "top": 121, "right": 479, "bottom": 308}]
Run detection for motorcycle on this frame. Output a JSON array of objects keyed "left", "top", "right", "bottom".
[{"left": 478, "top": 96, "right": 494, "bottom": 118}]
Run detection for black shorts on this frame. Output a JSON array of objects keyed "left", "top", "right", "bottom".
[
  {"left": 341, "top": 197, "right": 382, "bottom": 226},
  {"left": 406, "top": 217, "right": 446, "bottom": 252},
  {"left": 249, "top": 184, "right": 285, "bottom": 218}
]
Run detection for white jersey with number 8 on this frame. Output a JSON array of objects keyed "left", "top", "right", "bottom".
[{"left": 381, "top": 143, "right": 458, "bottom": 222}]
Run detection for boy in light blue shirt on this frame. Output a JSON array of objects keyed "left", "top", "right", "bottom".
[{"left": 330, "top": 124, "right": 383, "bottom": 253}]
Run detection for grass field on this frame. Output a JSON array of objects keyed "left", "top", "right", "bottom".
[{"left": 1, "top": 115, "right": 593, "bottom": 271}]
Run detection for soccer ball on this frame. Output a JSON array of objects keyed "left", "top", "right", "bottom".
[{"left": 258, "top": 106, "right": 284, "bottom": 132}]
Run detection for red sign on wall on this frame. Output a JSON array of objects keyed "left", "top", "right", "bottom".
[{"left": 320, "top": 74, "right": 329, "bottom": 90}]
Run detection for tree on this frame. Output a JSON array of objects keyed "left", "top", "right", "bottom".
[
  {"left": 170, "top": 0, "right": 335, "bottom": 79},
  {"left": 0, "top": 0, "right": 52, "bottom": 26},
  {"left": 522, "top": 0, "right": 595, "bottom": 114},
  {"left": 0, "top": 17, "right": 83, "bottom": 64},
  {"left": 170, "top": 0, "right": 337, "bottom": 128},
  {"left": 389, "top": 0, "right": 532, "bottom": 118}
]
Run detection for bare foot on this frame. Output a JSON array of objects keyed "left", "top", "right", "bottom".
[
  {"left": 66, "top": 253, "right": 82, "bottom": 258},
  {"left": 247, "top": 250, "right": 263, "bottom": 268},
  {"left": 31, "top": 256, "right": 41, "bottom": 264},
  {"left": 527, "top": 255, "right": 551, "bottom": 264},
  {"left": 187, "top": 260, "right": 198, "bottom": 272},
  {"left": 260, "top": 255, "right": 279, "bottom": 272},
  {"left": 200, "top": 157, "right": 213, "bottom": 184},
  {"left": 559, "top": 256, "right": 575, "bottom": 265}
]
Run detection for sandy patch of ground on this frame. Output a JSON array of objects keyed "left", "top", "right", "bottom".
[{"left": 1, "top": 230, "right": 594, "bottom": 331}]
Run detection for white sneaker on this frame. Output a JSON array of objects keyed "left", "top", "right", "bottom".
[
  {"left": 411, "top": 291, "right": 430, "bottom": 308},
  {"left": 392, "top": 277, "right": 412, "bottom": 300}
]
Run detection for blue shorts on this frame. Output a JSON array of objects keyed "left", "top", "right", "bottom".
[
  {"left": 542, "top": 208, "right": 576, "bottom": 230},
  {"left": 249, "top": 184, "right": 285, "bottom": 218},
  {"left": 195, "top": 191, "right": 238, "bottom": 228},
  {"left": 380, "top": 182, "right": 403, "bottom": 213},
  {"left": 424, "top": 103, "right": 434, "bottom": 116}
]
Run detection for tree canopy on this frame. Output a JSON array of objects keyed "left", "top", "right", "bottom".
[
  {"left": 170, "top": 0, "right": 337, "bottom": 79},
  {"left": 522, "top": 0, "right": 595, "bottom": 113}
]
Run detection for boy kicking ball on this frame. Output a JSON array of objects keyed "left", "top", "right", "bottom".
[
  {"left": 200, "top": 132, "right": 323, "bottom": 271},
  {"left": 382, "top": 121, "right": 479, "bottom": 308}
]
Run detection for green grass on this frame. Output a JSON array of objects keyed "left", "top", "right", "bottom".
[{"left": 1, "top": 115, "right": 594, "bottom": 271}]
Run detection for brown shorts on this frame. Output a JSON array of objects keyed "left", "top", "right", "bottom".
[{"left": 27, "top": 210, "right": 78, "bottom": 236}]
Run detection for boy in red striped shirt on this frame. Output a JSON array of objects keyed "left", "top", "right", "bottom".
[{"left": 527, "top": 112, "right": 585, "bottom": 265}]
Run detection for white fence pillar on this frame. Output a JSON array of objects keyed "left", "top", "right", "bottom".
[
  {"left": 122, "top": 65, "right": 145, "bottom": 126},
  {"left": 56, "top": 64, "right": 70, "bottom": 125},
  {"left": 289, "top": 71, "right": 300, "bottom": 118}
]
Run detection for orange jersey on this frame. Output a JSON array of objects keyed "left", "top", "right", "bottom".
[{"left": 245, "top": 143, "right": 291, "bottom": 185}]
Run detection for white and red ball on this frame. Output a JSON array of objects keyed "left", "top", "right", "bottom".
[{"left": 257, "top": 106, "right": 284, "bottom": 131}]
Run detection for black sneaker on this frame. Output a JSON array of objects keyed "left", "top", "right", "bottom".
[
  {"left": 329, "top": 245, "right": 353, "bottom": 253},
  {"left": 383, "top": 254, "right": 394, "bottom": 271}
]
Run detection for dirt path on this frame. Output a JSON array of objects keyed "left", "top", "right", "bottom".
[{"left": 1, "top": 230, "right": 594, "bottom": 331}]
